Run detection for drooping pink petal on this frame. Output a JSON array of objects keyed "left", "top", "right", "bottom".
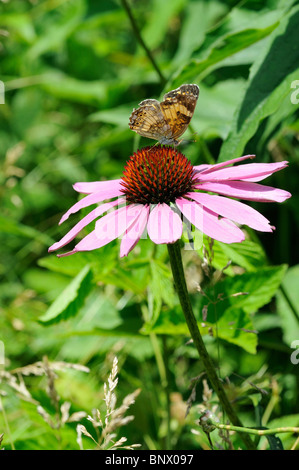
[
  {"left": 67, "top": 204, "right": 143, "bottom": 253},
  {"left": 49, "top": 198, "right": 124, "bottom": 253},
  {"left": 176, "top": 197, "right": 245, "bottom": 244},
  {"left": 59, "top": 188, "right": 123, "bottom": 225},
  {"left": 63, "top": 231, "right": 101, "bottom": 254},
  {"left": 194, "top": 181, "right": 291, "bottom": 202},
  {"left": 187, "top": 192, "right": 273, "bottom": 232},
  {"left": 193, "top": 155, "right": 255, "bottom": 174},
  {"left": 120, "top": 205, "right": 150, "bottom": 257},
  {"left": 93, "top": 204, "right": 144, "bottom": 247},
  {"left": 147, "top": 203, "right": 182, "bottom": 244},
  {"left": 57, "top": 249, "right": 78, "bottom": 258},
  {"left": 196, "top": 161, "right": 289, "bottom": 183},
  {"left": 73, "top": 179, "right": 122, "bottom": 194}
]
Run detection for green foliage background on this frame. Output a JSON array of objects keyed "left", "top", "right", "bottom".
[{"left": 0, "top": 0, "right": 299, "bottom": 450}]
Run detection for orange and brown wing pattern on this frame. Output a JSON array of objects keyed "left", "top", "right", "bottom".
[
  {"left": 128, "top": 84, "right": 199, "bottom": 145},
  {"left": 160, "top": 84, "right": 199, "bottom": 140},
  {"left": 129, "top": 99, "right": 172, "bottom": 141}
]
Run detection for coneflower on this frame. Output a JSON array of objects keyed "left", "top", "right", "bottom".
[{"left": 49, "top": 145, "right": 290, "bottom": 257}]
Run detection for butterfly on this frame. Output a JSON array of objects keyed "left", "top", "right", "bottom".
[{"left": 129, "top": 84, "right": 199, "bottom": 146}]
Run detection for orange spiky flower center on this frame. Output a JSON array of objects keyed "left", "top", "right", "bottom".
[{"left": 120, "top": 146, "right": 197, "bottom": 204}]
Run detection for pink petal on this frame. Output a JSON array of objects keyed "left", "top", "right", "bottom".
[
  {"left": 196, "top": 161, "right": 289, "bottom": 183},
  {"left": 176, "top": 197, "right": 245, "bottom": 244},
  {"left": 193, "top": 155, "right": 255, "bottom": 174},
  {"left": 187, "top": 192, "right": 272, "bottom": 232},
  {"left": 68, "top": 230, "right": 103, "bottom": 253},
  {"left": 192, "top": 164, "right": 211, "bottom": 173},
  {"left": 236, "top": 161, "right": 289, "bottom": 182},
  {"left": 73, "top": 179, "right": 122, "bottom": 194},
  {"left": 59, "top": 188, "right": 123, "bottom": 225},
  {"left": 194, "top": 181, "right": 291, "bottom": 202},
  {"left": 120, "top": 205, "right": 150, "bottom": 257},
  {"left": 57, "top": 249, "right": 78, "bottom": 258},
  {"left": 49, "top": 198, "right": 124, "bottom": 253},
  {"left": 92, "top": 204, "right": 144, "bottom": 248},
  {"left": 65, "top": 204, "right": 141, "bottom": 254},
  {"left": 147, "top": 203, "right": 182, "bottom": 244}
]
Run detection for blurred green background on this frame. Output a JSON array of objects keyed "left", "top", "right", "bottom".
[{"left": 0, "top": 0, "right": 299, "bottom": 450}]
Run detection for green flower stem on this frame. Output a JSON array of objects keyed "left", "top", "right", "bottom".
[
  {"left": 167, "top": 241, "right": 256, "bottom": 450},
  {"left": 0, "top": 395, "right": 15, "bottom": 450},
  {"left": 121, "top": 0, "right": 167, "bottom": 86},
  {"left": 201, "top": 411, "right": 299, "bottom": 437},
  {"left": 216, "top": 423, "right": 299, "bottom": 437}
]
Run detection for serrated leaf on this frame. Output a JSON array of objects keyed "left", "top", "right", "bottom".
[
  {"left": 39, "top": 265, "right": 93, "bottom": 325},
  {"left": 200, "top": 238, "right": 267, "bottom": 274},
  {"left": 217, "top": 265, "right": 288, "bottom": 315},
  {"left": 146, "top": 265, "right": 287, "bottom": 353},
  {"left": 143, "top": 303, "right": 257, "bottom": 353}
]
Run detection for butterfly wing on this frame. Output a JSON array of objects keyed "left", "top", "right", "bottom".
[
  {"left": 129, "top": 99, "right": 172, "bottom": 141},
  {"left": 160, "top": 84, "right": 199, "bottom": 140}
]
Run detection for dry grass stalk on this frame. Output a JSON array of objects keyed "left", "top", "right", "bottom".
[
  {"left": 77, "top": 356, "right": 141, "bottom": 450},
  {"left": 0, "top": 356, "right": 89, "bottom": 431}
]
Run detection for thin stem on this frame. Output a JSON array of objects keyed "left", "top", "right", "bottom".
[
  {"left": 149, "top": 333, "right": 168, "bottom": 388},
  {"left": 162, "top": 336, "right": 171, "bottom": 450},
  {"left": 121, "top": 0, "right": 167, "bottom": 86},
  {"left": 291, "top": 435, "right": 299, "bottom": 450},
  {"left": 211, "top": 419, "right": 299, "bottom": 437},
  {"left": 167, "top": 241, "right": 256, "bottom": 450},
  {"left": 0, "top": 395, "right": 15, "bottom": 450}
]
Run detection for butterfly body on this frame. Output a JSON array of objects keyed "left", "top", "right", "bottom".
[{"left": 129, "top": 84, "right": 199, "bottom": 146}]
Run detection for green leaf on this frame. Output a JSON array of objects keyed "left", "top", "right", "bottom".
[
  {"left": 213, "top": 265, "right": 288, "bottom": 315},
  {"left": 26, "top": 0, "right": 85, "bottom": 60},
  {"left": 39, "top": 265, "right": 93, "bottom": 325},
  {"left": 276, "top": 265, "right": 299, "bottom": 344},
  {"left": 142, "top": 0, "right": 187, "bottom": 50},
  {"left": 266, "top": 413, "right": 299, "bottom": 449},
  {"left": 0, "top": 214, "right": 52, "bottom": 245},
  {"left": 141, "top": 304, "right": 186, "bottom": 336},
  {"left": 148, "top": 259, "right": 176, "bottom": 323},
  {"left": 172, "top": 0, "right": 228, "bottom": 66},
  {"left": 200, "top": 238, "right": 268, "bottom": 274},
  {"left": 38, "top": 254, "right": 91, "bottom": 277},
  {"left": 219, "top": 5, "right": 299, "bottom": 161},
  {"left": 265, "top": 433, "right": 284, "bottom": 450},
  {"left": 204, "top": 265, "right": 287, "bottom": 352},
  {"left": 171, "top": 23, "right": 278, "bottom": 89},
  {"left": 191, "top": 80, "right": 245, "bottom": 139},
  {"left": 255, "top": 428, "right": 284, "bottom": 450},
  {"left": 146, "top": 265, "right": 287, "bottom": 353},
  {"left": 143, "top": 304, "right": 257, "bottom": 353},
  {"left": 39, "top": 71, "right": 115, "bottom": 106},
  {"left": 88, "top": 103, "right": 135, "bottom": 126}
]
